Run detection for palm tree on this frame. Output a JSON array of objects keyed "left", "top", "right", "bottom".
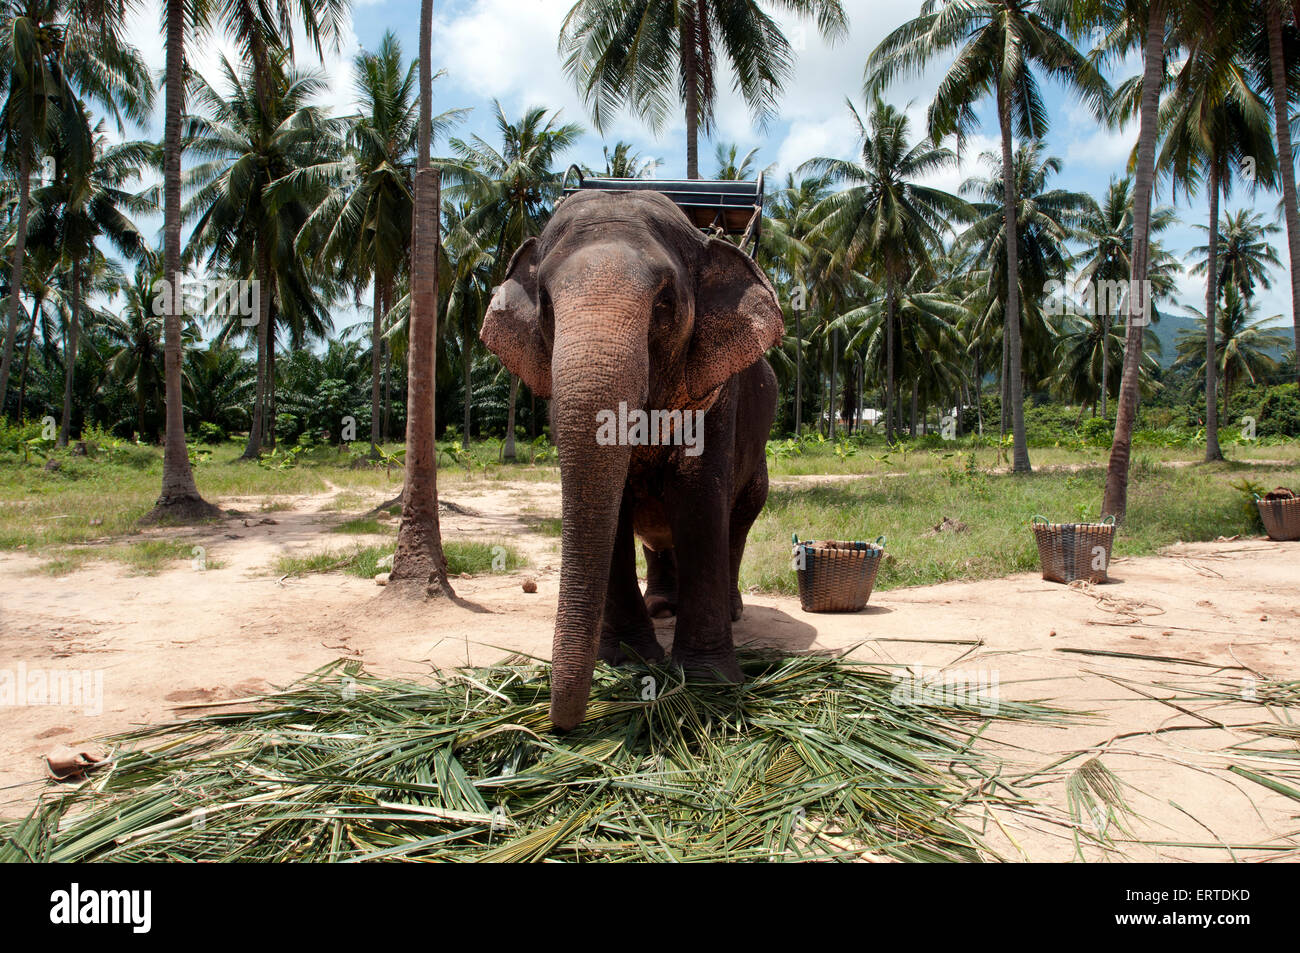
[
  {"left": 26, "top": 115, "right": 151, "bottom": 446},
  {"left": 440, "top": 200, "right": 494, "bottom": 442},
  {"left": 182, "top": 54, "right": 338, "bottom": 460},
  {"left": 444, "top": 103, "right": 581, "bottom": 459},
  {"left": 714, "top": 142, "right": 762, "bottom": 179},
  {"left": 559, "top": 0, "right": 847, "bottom": 178},
  {"left": 868, "top": 0, "right": 1109, "bottom": 473},
  {"left": 147, "top": 0, "right": 347, "bottom": 522},
  {"left": 0, "top": 0, "right": 151, "bottom": 410},
  {"left": 956, "top": 143, "right": 1094, "bottom": 431},
  {"left": 759, "top": 171, "right": 831, "bottom": 434},
  {"left": 1156, "top": 15, "right": 1277, "bottom": 460},
  {"left": 1253, "top": 0, "right": 1300, "bottom": 387},
  {"left": 103, "top": 257, "right": 170, "bottom": 440},
  {"left": 1075, "top": 173, "right": 1178, "bottom": 416},
  {"left": 1189, "top": 208, "right": 1282, "bottom": 304},
  {"left": 594, "top": 140, "right": 661, "bottom": 178},
  {"left": 291, "top": 32, "right": 465, "bottom": 457},
  {"left": 389, "top": 0, "right": 453, "bottom": 600},
  {"left": 10, "top": 241, "right": 65, "bottom": 421},
  {"left": 1175, "top": 285, "right": 1288, "bottom": 418},
  {"left": 800, "top": 98, "right": 968, "bottom": 443},
  {"left": 832, "top": 271, "right": 968, "bottom": 435},
  {"left": 1083, "top": 0, "right": 1201, "bottom": 521},
  {"left": 183, "top": 342, "right": 255, "bottom": 437}
]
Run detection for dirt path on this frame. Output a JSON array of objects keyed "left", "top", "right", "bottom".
[{"left": 1, "top": 480, "right": 1297, "bottom": 860}]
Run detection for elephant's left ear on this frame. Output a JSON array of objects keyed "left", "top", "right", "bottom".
[
  {"left": 481, "top": 238, "right": 552, "bottom": 398},
  {"left": 687, "top": 239, "right": 784, "bottom": 401}
]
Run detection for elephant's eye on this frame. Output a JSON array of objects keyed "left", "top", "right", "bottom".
[
  {"left": 538, "top": 290, "right": 554, "bottom": 343},
  {"left": 652, "top": 285, "right": 675, "bottom": 324}
]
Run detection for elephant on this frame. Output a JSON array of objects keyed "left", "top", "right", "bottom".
[{"left": 481, "top": 188, "right": 783, "bottom": 731}]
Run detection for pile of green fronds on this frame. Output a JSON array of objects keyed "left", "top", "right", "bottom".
[{"left": 2, "top": 653, "right": 1063, "bottom": 862}]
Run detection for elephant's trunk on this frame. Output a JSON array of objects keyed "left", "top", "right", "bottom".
[{"left": 547, "top": 278, "right": 650, "bottom": 730}]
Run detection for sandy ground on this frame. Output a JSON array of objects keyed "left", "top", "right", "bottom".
[{"left": 1, "top": 478, "right": 1298, "bottom": 861}]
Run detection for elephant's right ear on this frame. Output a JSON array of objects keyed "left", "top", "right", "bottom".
[{"left": 481, "top": 238, "right": 552, "bottom": 398}]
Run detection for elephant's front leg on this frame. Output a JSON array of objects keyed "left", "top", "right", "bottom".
[
  {"left": 598, "top": 490, "right": 665, "bottom": 666},
  {"left": 666, "top": 477, "right": 742, "bottom": 682}
]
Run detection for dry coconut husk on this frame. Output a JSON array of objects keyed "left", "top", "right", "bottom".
[
  {"left": 44, "top": 744, "right": 110, "bottom": 782},
  {"left": 1263, "top": 487, "right": 1296, "bottom": 501}
]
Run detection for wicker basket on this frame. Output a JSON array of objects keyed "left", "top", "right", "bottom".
[
  {"left": 1256, "top": 490, "right": 1300, "bottom": 541},
  {"left": 1031, "top": 516, "right": 1116, "bottom": 584},
  {"left": 793, "top": 534, "right": 885, "bottom": 612}
]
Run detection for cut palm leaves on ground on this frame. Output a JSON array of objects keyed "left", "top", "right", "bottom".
[{"left": 2, "top": 653, "right": 1065, "bottom": 862}]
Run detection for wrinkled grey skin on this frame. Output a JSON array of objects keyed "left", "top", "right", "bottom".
[{"left": 481, "top": 190, "right": 782, "bottom": 730}]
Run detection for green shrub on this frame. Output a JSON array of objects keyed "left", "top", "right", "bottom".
[
  {"left": 198, "top": 422, "right": 227, "bottom": 445},
  {"left": 1080, "top": 416, "right": 1113, "bottom": 447},
  {"left": 0, "top": 417, "right": 44, "bottom": 454},
  {"left": 1255, "top": 384, "right": 1300, "bottom": 438}
]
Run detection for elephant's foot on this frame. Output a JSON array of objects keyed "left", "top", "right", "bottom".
[
  {"left": 671, "top": 645, "right": 743, "bottom": 684},
  {"left": 730, "top": 588, "right": 744, "bottom": 622},
  {"left": 643, "top": 590, "right": 677, "bottom": 619},
  {"left": 598, "top": 625, "right": 666, "bottom": 666}
]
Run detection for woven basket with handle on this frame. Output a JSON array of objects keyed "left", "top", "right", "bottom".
[
  {"left": 793, "top": 534, "right": 886, "bottom": 612},
  {"left": 1256, "top": 488, "right": 1300, "bottom": 541},
  {"left": 1031, "top": 516, "right": 1116, "bottom": 584}
]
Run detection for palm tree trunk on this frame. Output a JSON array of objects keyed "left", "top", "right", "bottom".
[
  {"left": 1267, "top": 1, "right": 1300, "bottom": 388},
  {"left": 58, "top": 261, "right": 81, "bottom": 447},
  {"left": 1102, "top": 0, "right": 1167, "bottom": 522},
  {"left": 1204, "top": 165, "right": 1223, "bottom": 461},
  {"left": 1100, "top": 310, "right": 1111, "bottom": 417},
  {"left": 146, "top": 0, "right": 218, "bottom": 521},
  {"left": 910, "top": 378, "right": 918, "bottom": 436},
  {"left": 1000, "top": 330, "right": 1009, "bottom": 437},
  {"left": 242, "top": 249, "right": 271, "bottom": 460},
  {"left": 885, "top": 279, "right": 896, "bottom": 442},
  {"left": 504, "top": 374, "right": 520, "bottom": 459},
  {"left": 382, "top": 284, "right": 392, "bottom": 442},
  {"left": 681, "top": 0, "right": 700, "bottom": 179},
  {"left": 462, "top": 297, "right": 473, "bottom": 440},
  {"left": 997, "top": 81, "right": 1030, "bottom": 473},
  {"left": 17, "top": 296, "right": 39, "bottom": 422},
  {"left": 266, "top": 317, "right": 276, "bottom": 450},
  {"left": 370, "top": 280, "right": 383, "bottom": 456},
  {"left": 383, "top": 339, "right": 392, "bottom": 442},
  {"left": 0, "top": 149, "right": 32, "bottom": 408},
  {"left": 829, "top": 328, "right": 837, "bottom": 441},
  {"left": 794, "top": 305, "right": 802, "bottom": 434},
  {"left": 389, "top": 0, "right": 452, "bottom": 600},
  {"left": 137, "top": 380, "right": 147, "bottom": 442}
]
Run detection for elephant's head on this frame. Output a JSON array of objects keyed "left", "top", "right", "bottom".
[{"left": 480, "top": 190, "right": 782, "bottom": 730}]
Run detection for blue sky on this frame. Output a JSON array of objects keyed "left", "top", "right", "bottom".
[{"left": 116, "top": 0, "right": 1295, "bottom": 336}]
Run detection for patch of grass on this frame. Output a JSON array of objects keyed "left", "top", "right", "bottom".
[
  {"left": 743, "top": 460, "right": 1300, "bottom": 594},
  {"left": 445, "top": 540, "right": 526, "bottom": 574},
  {"left": 330, "top": 517, "right": 390, "bottom": 535},
  {"left": 0, "top": 652, "right": 1066, "bottom": 862},
  {"left": 275, "top": 540, "right": 525, "bottom": 579},
  {"left": 37, "top": 539, "right": 208, "bottom": 576},
  {"left": 521, "top": 515, "right": 562, "bottom": 537}
]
